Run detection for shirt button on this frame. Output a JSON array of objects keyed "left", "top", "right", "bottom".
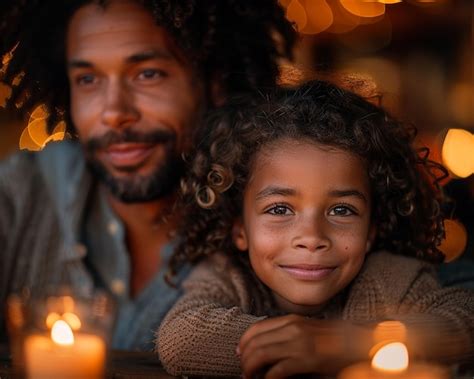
[
  {"left": 108, "top": 221, "right": 119, "bottom": 236},
  {"left": 74, "top": 243, "right": 87, "bottom": 258},
  {"left": 111, "top": 279, "right": 126, "bottom": 296}
]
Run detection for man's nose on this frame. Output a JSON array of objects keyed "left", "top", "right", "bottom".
[
  {"left": 291, "top": 214, "right": 331, "bottom": 253},
  {"left": 101, "top": 80, "right": 139, "bottom": 129}
]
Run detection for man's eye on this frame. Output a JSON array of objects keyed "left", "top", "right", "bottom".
[
  {"left": 137, "top": 69, "right": 166, "bottom": 80},
  {"left": 328, "top": 206, "right": 356, "bottom": 217},
  {"left": 76, "top": 74, "right": 96, "bottom": 86},
  {"left": 266, "top": 205, "right": 293, "bottom": 216}
]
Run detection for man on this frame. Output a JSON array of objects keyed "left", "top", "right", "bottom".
[{"left": 0, "top": 0, "right": 295, "bottom": 350}]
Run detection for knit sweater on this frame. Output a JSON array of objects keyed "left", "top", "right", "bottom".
[{"left": 157, "top": 250, "right": 474, "bottom": 377}]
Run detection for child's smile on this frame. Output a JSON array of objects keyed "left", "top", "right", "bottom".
[{"left": 233, "top": 138, "right": 376, "bottom": 315}]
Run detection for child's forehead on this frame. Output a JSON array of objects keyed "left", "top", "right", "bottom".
[
  {"left": 256, "top": 137, "right": 349, "bottom": 158},
  {"left": 245, "top": 140, "right": 372, "bottom": 201},
  {"left": 250, "top": 138, "right": 367, "bottom": 177}
]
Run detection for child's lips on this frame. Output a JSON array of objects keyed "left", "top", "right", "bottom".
[{"left": 279, "top": 264, "right": 336, "bottom": 280}]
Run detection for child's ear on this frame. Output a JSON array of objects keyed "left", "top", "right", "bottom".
[
  {"left": 232, "top": 219, "right": 248, "bottom": 252},
  {"left": 366, "top": 224, "right": 377, "bottom": 253}
]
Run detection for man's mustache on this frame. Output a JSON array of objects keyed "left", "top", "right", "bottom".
[{"left": 84, "top": 129, "right": 176, "bottom": 152}]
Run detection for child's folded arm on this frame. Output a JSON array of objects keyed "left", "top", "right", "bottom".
[{"left": 156, "top": 254, "right": 266, "bottom": 377}]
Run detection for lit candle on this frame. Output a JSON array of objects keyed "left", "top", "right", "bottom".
[
  {"left": 24, "top": 318, "right": 106, "bottom": 379},
  {"left": 338, "top": 342, "right": 450, "bottom": 379}
]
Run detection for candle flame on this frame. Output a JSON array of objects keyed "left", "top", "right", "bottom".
[
  {"left": 51, "top": 320, "right": 75, "bottom": 346},
  {"left": 371, "top": 342, "right": 408, "bottom": 372}
]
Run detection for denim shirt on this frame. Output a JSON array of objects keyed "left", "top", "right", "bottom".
[{"left": 36, "top": 140, "right": 189, "bottom": 351}]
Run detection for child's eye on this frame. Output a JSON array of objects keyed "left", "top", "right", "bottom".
[
  {"left": 137, "top": 68, "right": 166, "bottom": 81},
  {"left": 265, "top": 204, "right": 294, "bottom": 216},
  {"left": 328, "top": 205, "right": 356, "bottom": 217}
]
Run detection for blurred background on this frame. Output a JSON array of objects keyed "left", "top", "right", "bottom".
[{"left": 0, "top": 0, "right": 473, "bottom": 262}]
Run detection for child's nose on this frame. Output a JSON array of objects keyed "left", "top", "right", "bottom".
[{"left": 291, "top": 217, "right": 331, "bottom": 253}]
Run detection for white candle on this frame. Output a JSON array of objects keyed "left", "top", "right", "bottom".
[
  {"left": 24, "top": 320, "right": 106, "bottom": 379},
  {"left": 338, "top": 342, "right": 450, "bottom": 379}
]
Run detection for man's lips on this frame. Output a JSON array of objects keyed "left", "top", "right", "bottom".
[
  {"left": 278, "top": 264, "right": 336, "bottom": 280},
  {"left": 100, "top": 142, "right": 156, "bottom": 168}
]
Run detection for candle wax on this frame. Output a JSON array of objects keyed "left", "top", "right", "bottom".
[{"left": 24, "top": 333, "right": 106, "bottom": 379}]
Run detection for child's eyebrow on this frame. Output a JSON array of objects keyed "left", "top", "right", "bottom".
[
  {"left": 329, "top": 189, "right": 368, "bottom": 203},
  {"left": 255, "top": 186, "right": 296, "bottom": 200}
]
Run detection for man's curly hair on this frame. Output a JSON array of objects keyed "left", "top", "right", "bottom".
[
  {"left": 170, "top": 79, "right": 447, "bottom": 276},
  {"left": 0, "top": 0, "right": 295, "bottom": 132}
]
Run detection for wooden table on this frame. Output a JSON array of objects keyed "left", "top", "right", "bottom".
[
  {"left": 2, "top": 345, "right": 472, "bottom": 378},
  {"left": 0, "top": 345, "right": 176, "bottom": 379},
  {"left": 104, "top": 351, "right": 176, "bottom": 379}
]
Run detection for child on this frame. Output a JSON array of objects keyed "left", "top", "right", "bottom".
[{"left": 157, "top": 80, "right": 474, "bottom": 377}]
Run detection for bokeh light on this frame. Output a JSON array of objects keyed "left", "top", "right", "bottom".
[
  {"left": 286, "top": 0, "right": 307, "bottom": 32},
  {"left": 439, "top": 219, "right": 468, "bottom": 262},
  {"left": 441, "top": 129, "right": 474, "bottom": 178},
  {"left": 19, "top": 127, "right": 42, "bottom": 151},
  {"left": 327, "top": 1, "right": 361, "bottom": 34},
  {"left": 27, "top": 119, "right": 50, "bottom": 147},
  {"left": 300, "top": 0, "right": 333, "bottom": 35},
  {"left": 340, "top": 0, "right": 385, "bottom": 18},
  {"left": 19, "top": 105, "right": 67, "bottom": 151}
]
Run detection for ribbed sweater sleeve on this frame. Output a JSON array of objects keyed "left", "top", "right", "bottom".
[{"left": 156, "top": 254, "right": 266, "bottom": 377}]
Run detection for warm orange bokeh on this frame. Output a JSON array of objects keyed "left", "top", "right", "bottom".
[
  {"left": 340, "top": 0, "right": 385, "bottom": 18},
  {"left": 439, "top": 219, "right": 468, "bottom": 262},
  {"left": 19, "top": 105, "right": 67, "bottom": 151},
  {"left": 441, "top": 129, "right": 474, "bottom": 178}
]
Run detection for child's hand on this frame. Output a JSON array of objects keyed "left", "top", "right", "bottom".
[{"left": 238, "top": 315, "right": 370, "bottom": 379}]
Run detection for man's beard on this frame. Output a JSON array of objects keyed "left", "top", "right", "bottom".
[{"left": 83, "top": 129, "right": 185, "bottom": 203}]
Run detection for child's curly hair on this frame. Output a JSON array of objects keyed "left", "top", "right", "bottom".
[{"left": 170, "top": 80, "right": 447, "bottom": 276}]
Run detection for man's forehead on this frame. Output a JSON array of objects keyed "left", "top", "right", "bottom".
[{"left": 66, "top": 0, "right": 180, "bottom": 63}]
